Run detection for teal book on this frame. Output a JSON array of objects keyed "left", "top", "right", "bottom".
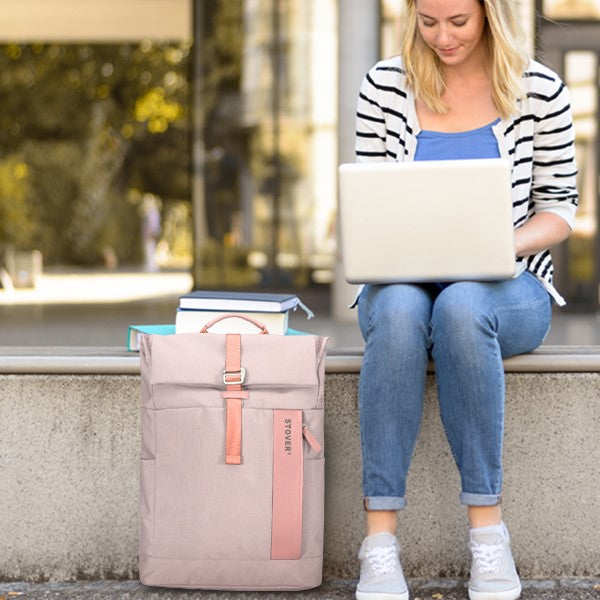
[
  {"left": 127, "top": 324, "right": 310, "bottom": 351},
  {"left": 127, "top": 324, "right": 175, "bottom": 351},
  {"left": 285, "top": 328, "right": 310, "bottom": 335}
]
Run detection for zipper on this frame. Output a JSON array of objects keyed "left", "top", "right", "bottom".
[{"left": 302, "top": 424, "right": 322, "bottom": 453}]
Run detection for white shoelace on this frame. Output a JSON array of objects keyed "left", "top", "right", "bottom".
[
  {"left": 470, "top": 541, "right": 503, "bottom": 574},
  {"left": 366, "top": 545, "right": 398, "bottom": 576}
]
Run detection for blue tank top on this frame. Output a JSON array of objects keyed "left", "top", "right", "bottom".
[
  {"left": 414, "top": 118, "right": 501, "bottom": 161},
  {"left": 414, "top": 118, "right": 501, "bottom": 290}
]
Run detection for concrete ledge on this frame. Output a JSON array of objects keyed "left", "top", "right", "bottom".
[
  {"left": 2, "top": 345, "right": 600, "bottom": 373},
  {"left": 0, "top": 346, "right": 599, "bottom": 582}
]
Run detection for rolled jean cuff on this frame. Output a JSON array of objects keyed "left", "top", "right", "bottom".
[
  {"left": 460, "top": 491, "right": 502, "bottom": 506},
  {"left": 364, "top": 496, "right": 406, "bottom": 511}
]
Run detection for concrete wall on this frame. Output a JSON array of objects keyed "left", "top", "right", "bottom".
[{"left": 1, "top": 364, "right": 599, "bottom": 582}]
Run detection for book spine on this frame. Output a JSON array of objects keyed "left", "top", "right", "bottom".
[{"left": 179, "top": 299, "right": 286, "bottom": 312}]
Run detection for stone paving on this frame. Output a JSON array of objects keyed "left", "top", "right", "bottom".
[{"left": 1, "top": 578, "right": 600, "bottom": 600}]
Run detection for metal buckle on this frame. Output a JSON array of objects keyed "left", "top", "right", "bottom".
[{"left": 223, "top": 367, "right": 246, "bottom": 386}]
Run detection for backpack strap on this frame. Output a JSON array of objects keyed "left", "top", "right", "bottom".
[{"left": 222, "top": 333, "right": 247, "bottom": 465}]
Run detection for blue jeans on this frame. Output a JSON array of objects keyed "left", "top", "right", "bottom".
[{"left": 357, "top": 272, "right": 552, "bottom": 510}]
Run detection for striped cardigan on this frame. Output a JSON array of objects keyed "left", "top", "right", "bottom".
[{"left": 354, "top": 56, "right": 578, "bottom": 305}]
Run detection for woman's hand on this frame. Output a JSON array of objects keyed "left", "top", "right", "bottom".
[{"left": 514, "top": 212, "right": 572, "bottom": 257}]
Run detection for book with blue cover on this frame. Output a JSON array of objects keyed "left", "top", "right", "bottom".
[{"left": 178, "top": 290, "right": 304, "bottom": 313}]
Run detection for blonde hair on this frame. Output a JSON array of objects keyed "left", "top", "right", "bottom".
[{"left": 401, "top": 0, "right": 529, "bottom": 118}]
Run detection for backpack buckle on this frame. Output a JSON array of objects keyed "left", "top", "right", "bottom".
[{"left": 223, "top": 367, "right": 246, "bottom": 386}]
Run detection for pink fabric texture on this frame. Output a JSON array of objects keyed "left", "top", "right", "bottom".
[
  {"left": 139, "top": 330, "right": 328, "bottom": 590},
  {"left": 271, "top": 410, "right": 303, "bottom": 560}
]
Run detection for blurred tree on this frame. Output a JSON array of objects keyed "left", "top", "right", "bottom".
[
  {"left": 0, "top": 155, "right": 34, "bottom": 249},
  {"left": 0, "top": 2, "right": 253, "bottom": 270},
  {"left": 0, "top": 42, "right": 191, "bottom": 265}
]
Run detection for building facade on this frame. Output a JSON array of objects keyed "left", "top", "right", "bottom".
[{"left": 2, "top": 0, "right": 599, "bottom": 311}]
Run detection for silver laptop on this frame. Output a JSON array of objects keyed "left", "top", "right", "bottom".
[{"left": 338, "top": 159, "right": 515, "bottom": 284}]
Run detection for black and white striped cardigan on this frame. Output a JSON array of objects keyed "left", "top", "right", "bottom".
[{"left": 354, "top": 56, "right": 578, "bottom": 305}]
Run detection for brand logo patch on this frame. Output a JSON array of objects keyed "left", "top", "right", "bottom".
[{"left": 284, "top": 418, "right": 292, "bottom": 455}]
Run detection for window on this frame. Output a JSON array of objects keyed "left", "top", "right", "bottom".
[
  {"left": 196, "top": 0, "right": 337, "bottom": 289},
  {"left": 0, "top": 0, "right": 338, "bottom": 346},
  {"left": 543, "top": 0, "right": 600, "bottom": 19},
  {"left": 562, "top": 51, "right": 599, "bottom": 303}
]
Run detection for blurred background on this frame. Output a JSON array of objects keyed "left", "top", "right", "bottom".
[{"left": 0, "top": 0, "right": 599, "bottom": 346}]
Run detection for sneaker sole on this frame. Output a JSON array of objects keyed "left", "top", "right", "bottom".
[
  {"left": 468, "top": 583, "right": 522, "bottom": 600},
  {"left": 356, "top": 590, "right": 409, "bottom": 600}
]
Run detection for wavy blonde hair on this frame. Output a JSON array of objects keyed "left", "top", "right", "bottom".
[{"left": 401, "top": 0, "right": 529, "bottom": 118}]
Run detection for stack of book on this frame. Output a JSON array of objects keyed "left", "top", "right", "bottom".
[
  {"left": 175, "top": 290, "right": 312, "bottom": 335},
  {"left": 127, "top": 290, "right": 313, "bottom": 351}
]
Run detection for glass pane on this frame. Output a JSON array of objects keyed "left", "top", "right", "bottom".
[
  {"left": 0, "top": 42, "right": 192, "bottom": 270},
  {"left": 198, "top": 0, "right": 338, "bottom": 289},
  {"left": 380, "top": 0, "right": 404, "bottom": 58},
  {"left": 0, "top": 0, "right": 338, "bottom": 346},
  {"left": 0, "top": 41, "right": 194, "bottom": 344},
  {"left": 544, "top": 0, "right": 600, "bottom": 19},
  {"left": 563, "top": 51, "right": 598, "bottom": 303}
]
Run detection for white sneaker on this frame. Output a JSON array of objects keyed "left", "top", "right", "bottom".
[
  {"left": 468, "top": 522, "right": 522, "bottom": 600},
  {"left": 356, "top": 532, "right": 409, "bottom": 600}
]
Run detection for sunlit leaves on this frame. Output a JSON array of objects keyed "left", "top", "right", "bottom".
[
  {"left": 134, "top": 87, "right": 184, "bottom": 133},
  {"left": 0, "top": 155, "right": 35, "bottom": 248}
]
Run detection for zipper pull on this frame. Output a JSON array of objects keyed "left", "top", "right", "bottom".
[{"left": 302, "top": 424, "right": 322, "bottom": 453}]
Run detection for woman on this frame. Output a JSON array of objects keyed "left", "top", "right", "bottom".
[{"left": 353, "top": 1, "right": 578, "bottom": 600}]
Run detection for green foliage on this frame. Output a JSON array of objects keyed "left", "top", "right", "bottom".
[
  {"left": 0, "top": 155, "right": 35, "bottom": 248},
  {"left": 0, "top": 2, "right": 255, "bottom": 269},
  {"left": 0, "top": 42, "right": 191, "bottom": 265},
  {"left": 20, "top": 140, "right": 81, "bottom": 261}
]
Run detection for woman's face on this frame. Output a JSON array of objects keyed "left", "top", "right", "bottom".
[{"left": 414, "top": 0, "right": 487, "bottom": 68}]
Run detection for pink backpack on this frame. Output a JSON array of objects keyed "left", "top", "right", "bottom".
[{"left": 138, "top": 315, "right": 328, "bottom": 590}]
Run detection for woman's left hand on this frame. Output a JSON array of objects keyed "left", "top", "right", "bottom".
[{"left": 514, "top": 212, "right": 572, "bottom": 257}]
